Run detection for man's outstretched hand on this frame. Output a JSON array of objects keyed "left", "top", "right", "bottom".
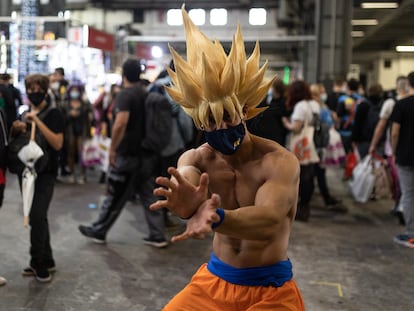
[
  {"left": 150, "top": 167, "right": 209, "bottom": 219},
  {"left": 171, "top": 193, "right": 222, "bottom": 243}
]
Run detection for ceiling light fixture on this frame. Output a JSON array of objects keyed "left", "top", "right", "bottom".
[
  {"left": 351, "top": 19, "right": 378, "bottom": 25},
  {"left": 351, "top": 31, "right": 364, "bottom": 37},
  {"left": 396, "top": 45, "right": 414, "bottom": 52},
  {"left": 361, "top": 2, "right": 399, "bottom": 9}
]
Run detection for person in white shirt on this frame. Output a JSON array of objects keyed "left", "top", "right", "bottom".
[{"left": 283, "top": 80, "right": 320, "bottom": 221}]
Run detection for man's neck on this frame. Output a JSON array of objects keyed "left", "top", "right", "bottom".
[{"left": 124, "top": 80, "right": 141, "bottom": 89}]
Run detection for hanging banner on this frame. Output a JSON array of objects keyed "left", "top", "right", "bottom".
[{"left": 85, "top": 26, "right": 115, "bottom": 52}]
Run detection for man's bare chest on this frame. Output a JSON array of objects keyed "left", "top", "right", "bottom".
[{"left": 206, "top": 164, "right": 259, "bottom": 209}]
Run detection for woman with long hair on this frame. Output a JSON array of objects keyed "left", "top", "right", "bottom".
[{"left": 283, "top": 80, "right": 320, "bottom": 221}]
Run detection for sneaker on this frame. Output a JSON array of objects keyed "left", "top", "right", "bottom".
[
  {"left": 78, "top": 225, "right": 106, "bottom": 244},
  {"left": 143, "top": 237, "right": 168, "bottom": 248},
  {"left": 393, "top": 234, "right": 414, "bottom": 248},
  {"left": 34, "top": 268, "right": 52, "bottom": 283},
  {"left": 22, "top": 265, "right": 56, "bottom": 277},
  {"left": 0, "top": 276, "right": 6, "bottom": 286},
  {"left": 77, "top": 176, "right": 86, "bottom": 185}
]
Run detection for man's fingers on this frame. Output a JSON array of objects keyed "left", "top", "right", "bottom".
[
  {"left": 153, "top": 187, "right": 171, "bottom": 198},
  {"left": 155, "top": 176, "right": 176, "bottom": 190},
  {"left": 210, "top": 193, "right": 221, "bottom": 207},
  {"left": 198, "top": 173, "right": 209, "bottom": 192},
  {"left": 168, "top": 167, "right": 185, "bottom": 184},
  {"left": 171, "top": 232, "right": 189, "bottom": 242},
  {"left": 149, "top": 200, "right": 167, "bottom": 211}
]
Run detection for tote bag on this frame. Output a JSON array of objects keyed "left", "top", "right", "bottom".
[
  {"left": 321, "top": 127, "right": 346, "bottom": 167},
  {"left": 287, "top": 103, "right": 319, "bottom": 165}
]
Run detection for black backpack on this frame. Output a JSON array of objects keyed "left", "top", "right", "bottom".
[
  {"left": 141, "top": 92, "right": 173, "bottom": 154},
  {"left": 364, "top": 100, "right": 383, "bottom": 141},
  {"left": 7, "top": 107, "right": 51, "bottom": 175},
  {"left": 312, "top": 112, "right": 330, "bottom": 149}
]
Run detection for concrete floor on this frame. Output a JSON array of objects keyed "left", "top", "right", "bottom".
[{"left": 0, "top": 167, "right": 413, "bottom": 311}]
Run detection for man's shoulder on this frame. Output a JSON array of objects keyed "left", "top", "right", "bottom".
[
  {"left": 252, "top": 136, "right": 299, "bottom": 167},
  {"left": 397, "top": 95, "right": 414, "bottom": 105}
]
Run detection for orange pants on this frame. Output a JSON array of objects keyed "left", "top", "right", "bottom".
[{"left": 163, "top": 263, "right": 305, "bottom": 311}]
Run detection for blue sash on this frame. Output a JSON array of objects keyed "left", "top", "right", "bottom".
[{"left": 207, "top": 252, "right": 292, "bottom": 287}]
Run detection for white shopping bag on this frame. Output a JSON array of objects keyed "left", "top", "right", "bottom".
[
  {"left": 349, "top": 155, "right": 376, "bottom": 203},
  {"left": 97, "top": 135, "right": 111, "bottom": 172}
]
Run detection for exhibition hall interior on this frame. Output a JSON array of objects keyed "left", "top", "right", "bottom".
[{"left": 0, "top": 1, "right": 413, "bottom": 310}]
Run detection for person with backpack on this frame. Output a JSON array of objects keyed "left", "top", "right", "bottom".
[
  {"left": 282, "top": 80, "right": 320, "bottom": 222},
  {"left": 10, "top": 74, "right": 65, "bottom": 283},
  {"left": 351, "top": 83, "right": 384, "bottom": 159},
  {"left": 336, "top": 78, "right": 364, "bottom": 154},
  {"left": 78, "top": 58, "right": 168, "bottom": 248},
  {"left": 148, "top": 60, "right": 194, "bottom": 228},
  {"left": 310, "top": 83, "right": 345, "bottom": 211}
]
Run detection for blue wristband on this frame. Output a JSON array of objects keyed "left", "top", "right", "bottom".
[{"left": 212, "top": 208, "right": 225, "bottom": 229}]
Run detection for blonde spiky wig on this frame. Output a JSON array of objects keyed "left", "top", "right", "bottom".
[{"left": 165, "top": 5, "right": 274, "bottom": 130}]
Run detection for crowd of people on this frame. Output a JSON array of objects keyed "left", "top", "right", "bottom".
[{"left": 0, "top": 6, "right": 413, "bottom": 310}]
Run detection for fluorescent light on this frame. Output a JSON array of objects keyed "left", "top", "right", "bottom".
[
  {"left": 351, "top": 31, "right": 364, "bottom": 37},
  {"left": 249, "top": 8, "right": 267, "bottom": 26},
  {"left": 396, "top": 46, "right": 414, "bottom": 52},
  {"left": 361, "top": 2, "right": 399, "bottom": 9},
  {"left": 351, "top": 19, "right": 378, "bottom": 26}
]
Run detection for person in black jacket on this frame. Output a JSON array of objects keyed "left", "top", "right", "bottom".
[
  {"left": 247, "top": 78, "right": 289, "bottom": 146},
  {"left": 352, "top": 83, "right": 383, "bottom": 159},
  {"left": 0, "top": 73, "right": 22, "bottom": 108},
  {"left": 0, "top": 77, "right": 16, "bottom": 131},
  {"left": 0, "top": 107, "right": 7, "bottom": 287}
]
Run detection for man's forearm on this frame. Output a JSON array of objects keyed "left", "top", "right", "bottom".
[{"left": 110, "top": 123, "right": 126, "bottom": 153}]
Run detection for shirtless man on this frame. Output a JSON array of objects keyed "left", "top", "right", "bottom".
[{"left": 150, "top": 6, "right": 305, "bottom": 310}]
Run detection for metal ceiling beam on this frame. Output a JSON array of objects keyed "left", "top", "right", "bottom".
[{"left": 89, "top": 0, "right": 280, "bottom": 10}]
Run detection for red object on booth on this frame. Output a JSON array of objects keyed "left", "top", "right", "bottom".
[{"left": 87, "top": 27, "right": 115, "bottom": 52}]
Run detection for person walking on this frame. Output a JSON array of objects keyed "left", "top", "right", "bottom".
[
  {"left": 150, "top": 7, "right": 305, "bottom": 310},
  {"left": 369, "top": 76, "right": 409, "bottom": 224},
  {"left": 390, "top": 71, "right": 414, "bottom": 248},
  {"left": 78, "top": 58, "right": 167, "bottom": 248}
]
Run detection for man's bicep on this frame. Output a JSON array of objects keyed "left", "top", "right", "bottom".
[
  {"left": 255, "top": 164, "right": 299, "bottom": 219},
  {"left": 113, "top": 111, "right": 129, "bottom": 127},
  {"left": 255, "top": 179, "right": 297, "bottom": 222}
]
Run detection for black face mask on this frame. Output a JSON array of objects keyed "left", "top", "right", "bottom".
[
  {"left": 28, "top": 92, "right": 46, "bottom": 107},
  {"left": 204, "top": 122, "right": 245, "bottom": 155}
]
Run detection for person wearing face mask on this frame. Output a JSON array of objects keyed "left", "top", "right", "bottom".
[
  {"left": 149, "top": 7, "right": 305, "bottom": 310},
  {"left": 10, "top": 74, "right": 64, "bottom": 283},
  {"left": 63, "top": 84, "right": 93, "bottom": 184}
]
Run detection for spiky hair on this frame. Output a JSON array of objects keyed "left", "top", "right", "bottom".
[{"left": 165, "top": 5, "right": 274, "bottom": 130}]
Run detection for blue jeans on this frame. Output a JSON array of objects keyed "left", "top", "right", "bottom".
[{"left": 397, "top": 165, "right": 414, "bottom": 237}]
